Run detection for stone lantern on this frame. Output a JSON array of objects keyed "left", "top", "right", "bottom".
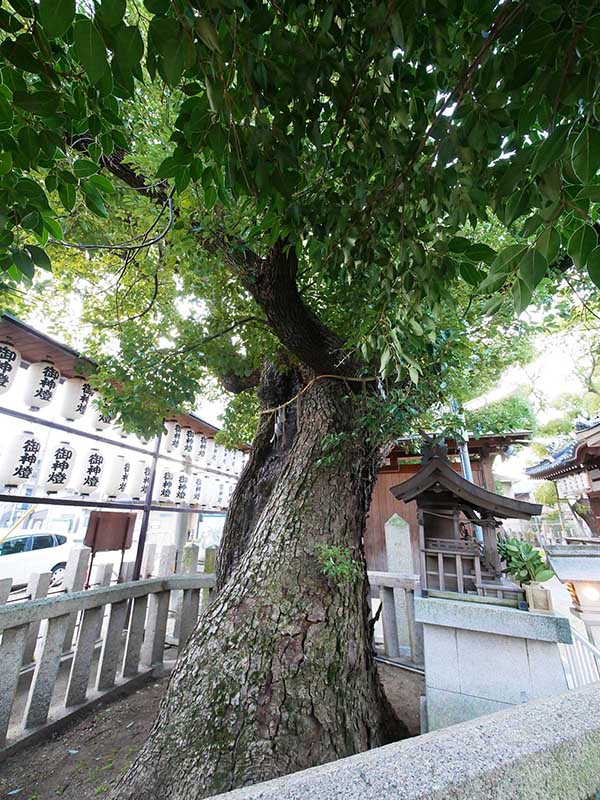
[{"left": 544, "top": 543, "right": 600, "bottom": 649}]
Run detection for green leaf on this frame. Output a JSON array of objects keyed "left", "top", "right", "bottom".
[
  {"left": 58, "top": 182, "right": 76, "bottom": 212},
  {"left": 195, "top": 18, "right": 221, "bottom": 52},
  {"left": 465, "top": 243, "right": 496, "bottom": 265},
  {"left": 512, "top": 278, "right": 532, "bottom": 314},
  {"left": 482, "top": 296, "right": 503, "bottom": 316},
  {"left": 567, "top": 223, "right": 597, "bottom": 269},
  {"left": 586, "top": 246, "right": 600, "bottom": 289},
  {"left": 41, "top": 214, "right": 63, "bottom": 240},
  {"left": 73, "top": 159, "right": 99, "bottom": 178},
  {"left": 0, "top": 152, "right": 12, "bottom": 175},
  {"left": 409, "top": 365, "right": 419, "bottom": 385},
  {"left": 88, "top": 174, "right": 115, "bottom": 194},
  {"left": 11, "top": 246, "right": 34, "bottom": 278},
  {"left": 448, "top": 236, "right": 470, "bottom": 253},
  {"left": 379, "top": 345, "right": 391, "bottom": 375},
  {"left": 480, "top": 244, "right": 527, "bottom": 292},
  {"left": 83, "top": 191, "right": 108, "bottom": 218},
  {"left": 531, "top": 126, "right": 568, "bottom": 176},
  {"left": 459, "top": 261, "right": 482, "bottom": 285},
  {"left": 25, "top": 244, "right": 51, "bottom": 270},
  {"left": 533, "top": 569, "right": 554, "bottom": 583},
  {"left": 321, "top": 6, "right": 334, "bottom": 32},
  {"left": 571, "top": 126, "right": 600, "bottom": 183},
  {"left": 97, "top": 0, "right": 125, "bottom": 28},
  {"left": 13, "top": 90, "right": 62, "bottom": 116},
  {"left": 535, "top": 227, "right": 560, "bottom": 263},
  {"left": 73, "top": 18, "right": 109, "bottom": 85},
  {"left": 519, "top": 249, "right": 547, "bottom": 291},
  {"left": 39, "top": 0, "right": 74, "bottom": 38}
]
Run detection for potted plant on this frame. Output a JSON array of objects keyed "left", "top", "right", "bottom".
[{"left": 497, "top": 537, "right": 555, "bottom": 612}]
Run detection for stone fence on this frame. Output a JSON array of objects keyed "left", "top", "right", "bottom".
[
  {"left": 367, "top": 570, "right": 423, "bottom": 666},
  {"left": 208, "top": 683, "right": 600, "bottom": 800},
  {"left": 0, "top": 569, "right": 215, "bottom": 755}
]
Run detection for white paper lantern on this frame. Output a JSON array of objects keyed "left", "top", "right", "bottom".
[
  {"left": 199, "top": 471, "right": 218, "bottom": 507},
  {"left": 0, "top": 430, "right": 42, "bottom": 487},
  {"left": 226, "top": 479, "right": 236, "bottom": 505},
  {"left": 164, "top": 419, "right": 183, "bottom": 453},
  {"left": 103, "top": 453, "right": 127, "bottom": 498},
  {"left": 128, "top": 459, "right": 150, "bottom": 500},
  {"left": 91, "top": 399, "right": 113, "bottom": 431},
  {"left": 215, "top": 480, "right": 227, "bottom": 509},
  {"left": 193, "top": 433, "right": 208, "bottom": 462},
  {"left": 59, "top": 376, "right": 93, "bottom": 421},
  {"left": 181, "top": 427, "right": 195, "bottom": 459},
  {"left": 174, "top": 471, "right": 189, "bottom": 503},
  {"left": 188, "top": 471, "right": 202, "bottom": 505},
  {"left": 155, "top": 464, "right": 175, "bottom": 503},
  {"left": 23, "top": 361, "right": 60, "bottom": 410},
  {"left": 212, "top": 443, "right": 226, "bottom": 469},
  {"left": 0, "top": 342, "right": 21, "bottom": 395},
  {"left": 117, "top": 458, "right": 131, "bottom": 495},
  {"left": 203, "top": 437, "right": 216, "bottom": 465},
  {"left": 73, "top": 447, "right": 105, "bottom": 495},
  {"left": 42, "top": 440, "right": 76, "bottom": 494}
]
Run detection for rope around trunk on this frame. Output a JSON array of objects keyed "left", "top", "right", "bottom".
[{"left": 259, "top": 373, "right": 378, "bottom": 416}]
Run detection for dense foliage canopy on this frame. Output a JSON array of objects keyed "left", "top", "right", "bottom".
[{"left": 1, "top": 0, "right": 599, "bottom": 438}]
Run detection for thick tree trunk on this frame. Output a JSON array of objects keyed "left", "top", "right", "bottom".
[
  {"left": 112, "top": 376, "right": 405, "bottom": 799},
  {"left": 216, "top": 360, "right": 302, "bottom": 588},
  {"left": 567, "top": 497, "right": 600, "bottom": 537}
]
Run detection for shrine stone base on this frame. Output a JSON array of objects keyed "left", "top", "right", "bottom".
[{"left": 415, "top": 595, "right": 572, "bottom": 731}]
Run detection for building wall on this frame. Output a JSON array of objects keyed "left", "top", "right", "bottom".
[{"left": 365, "top": 458, "right": 488, "bottom": 571}]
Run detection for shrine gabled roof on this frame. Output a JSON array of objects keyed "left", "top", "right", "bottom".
[
  {"left": 526, "top": 417, "right": 600, "bottom": 480},
  {"left": 390, "top": 456, "right": 542, "bottom": 520}
]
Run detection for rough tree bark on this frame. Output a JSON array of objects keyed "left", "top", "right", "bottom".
[
  {"left": 567, "top": 497, "right": 600, "bottom": 537},
  {"left": 216, "top": 359, "right": 303, "bottom": 588},
  {"left": 113, "top": 374, "right": 404, "bottom": 799},
  {"left": 95, "top": 145, "right": 408, "bottom": 797}
]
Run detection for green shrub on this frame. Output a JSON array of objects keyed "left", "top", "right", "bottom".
[{"left": 497, "top": 536, "right": 554, "bottom": 585}]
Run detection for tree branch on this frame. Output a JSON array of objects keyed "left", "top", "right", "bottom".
[{"left": 78, "top": 136, "right": 356, "bottom": 378}]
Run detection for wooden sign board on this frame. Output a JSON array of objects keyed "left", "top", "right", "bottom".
[{"left": 83, "top": 510, "right": 136, "bottom": 552}]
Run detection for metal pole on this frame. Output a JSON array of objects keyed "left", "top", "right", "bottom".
[
  {"left": 133, "top": 429, "right": 162, "bottom": 581},
  {"left": 451, "top": 399, "right": 483, "bottom": 544}
]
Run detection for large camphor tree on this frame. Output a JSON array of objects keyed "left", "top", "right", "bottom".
[{"left": 2, "top": 1, "right": 600, "bottom": 796}]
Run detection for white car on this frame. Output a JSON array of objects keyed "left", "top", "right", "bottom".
[{"left": 0, "top": 531, "right": 71, "bottom": 590}]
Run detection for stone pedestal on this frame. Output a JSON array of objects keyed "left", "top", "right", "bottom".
[{"left": 416, "top": 596, "right": 572, "bottom": 731}]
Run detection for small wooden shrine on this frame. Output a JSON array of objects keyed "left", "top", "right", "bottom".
[{"left": 391, "top": 443, "right": 542, "bottom": 602}]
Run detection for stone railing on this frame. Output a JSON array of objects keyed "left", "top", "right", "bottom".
[
  {"left": 367, "top": 571, "right": 423, "bottom": 666},
  {"left": 561, "top": 625, "right": 600, "bottom": 689},
  {"left": 0, "top": 570, "right": 215, "bottom": 755},
  {"left": 207, "top": 683, "right": 600, "bottom": 800}
]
